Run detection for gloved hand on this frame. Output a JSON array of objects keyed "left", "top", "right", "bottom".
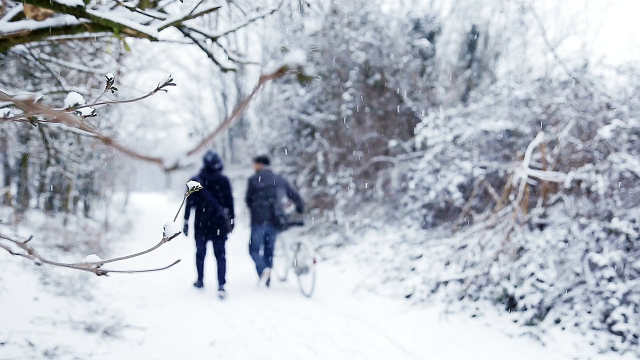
[
  {"left": 228, "top": 219, "right": 235, "bottom": 233},
  {"left": 183, "top": 224, "right": 188, "bottom": 237}
]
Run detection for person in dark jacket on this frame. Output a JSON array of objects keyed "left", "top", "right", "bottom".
[
  {"left": 245, "top": 155, "right": 304, "bottom": 287},
  {"left": 184, "top": 150, "right": 234, "bottom": 297}
]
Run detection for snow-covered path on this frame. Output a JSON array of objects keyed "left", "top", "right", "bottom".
[
  {"left": 71, "top": 192, "right": 587, "bottom": 360},
  {"left": 2, "top": 191, "right": 625, "bottom": 359}
]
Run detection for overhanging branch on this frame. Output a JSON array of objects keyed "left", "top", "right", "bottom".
[
  {"left": 0, "top": 65, "right": 297, "bottom": 171},
  {"left": 0, "top": 0, "right": 281, "bottom": 72},
  {"left": 0, "top": 185, "right": 202, "bottom": 275}
]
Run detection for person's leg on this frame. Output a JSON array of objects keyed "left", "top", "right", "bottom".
[
  {"left": 194, "top": 236, "right": 207, "bottom": 287},
  {"left": 212, "top": 237, "right": 227, "bottom": 290},
  {"left": 263, "top": 225, "right": 278, "bottom": 270},
  {"left": 249, "top": 225, "right": 266, "bottom": 276}
]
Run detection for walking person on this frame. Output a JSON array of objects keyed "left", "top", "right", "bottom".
[
  {"left": 245, "top": 155, "right": 304, "bottom": 287},
  {"left": 184, "top": 150, "right": 235, "bottom": 299}
]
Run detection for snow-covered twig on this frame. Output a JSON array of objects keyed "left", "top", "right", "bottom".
[
  {"left": 0, "top": 232, "right": 181, "bottom": 276},
  {"left": 0, "top": 182, "right": 202, "bottom": 275},
  {"left": 0, "top": 0, "right": 281, "bottom": 73},
  {"left": 73, "top": 75, "right": 175, "bottom": 110},
  {"left": 173, "top": 180, "right": 203, "bottom": 222},
  {"left": 0, "top": 63, "right": 297, "bottom": 171}
]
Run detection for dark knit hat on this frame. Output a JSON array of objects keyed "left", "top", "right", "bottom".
[
  {"left": 253, "top": 155, "right": 270, "bottom": 166},
  {"left": 203, "top": 150, "right": 223, "bottom": 171}
]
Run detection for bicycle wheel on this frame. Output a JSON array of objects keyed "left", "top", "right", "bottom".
[
  {"left": 293, "top": 240, "right": 316, "bottom": 297},
  {"left": 273, "top": 238, "right": 290, "bottom": 282}
]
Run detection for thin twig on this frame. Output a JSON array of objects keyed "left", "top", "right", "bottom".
[
  {"left": 0, "top": 184, "right": 202, "bottom": 275},
  {"left": 0, "top": 232, "right": 180, "bottom": 276},
  {"left": 529, "top": 5, "right": 612, "bottom": 101},
  {"left": 0, "top": 65, "right": 294, "bottom": 171},
  {"left": 174, "top": 196, "right": 187, "bottom": 222},
  {"left": 73, "top": 76, "right": 175, "bottom": 110}
]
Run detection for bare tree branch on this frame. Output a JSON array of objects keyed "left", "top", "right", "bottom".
[
  {"left": 156, "top": 1, "right": 221, "bottom": 31},
  {"left": 213, "top": 1, "right": 283, "bottom": 39},
  {"left": 0, "top": 64, "right": 298, "bottom": 171},
  {"left": 529, "top": 5, "right": 612, "bottom": 101},
  {"left": 0, "top": 233, "right": 182, "bottom": 275},
  {"left": 0, "top": 184, "right": 202, "bottom": 275},
  {"left": 184, "top": 63, "right": 292, "bottom": 157},
  {"left": 178, "top": 27, "right": 237, "bottom": 72}
]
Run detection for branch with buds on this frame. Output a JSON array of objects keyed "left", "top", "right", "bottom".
[
  {"left": 0, "top": 181, "right": 203, "bottom": 276},
  {"left": 0, "top": 62, "right": 304, "bottom": 171}
]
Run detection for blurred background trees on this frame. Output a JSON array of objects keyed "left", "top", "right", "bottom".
[{"left": 1, "top": 0, "right": 638, "bottom": 353}]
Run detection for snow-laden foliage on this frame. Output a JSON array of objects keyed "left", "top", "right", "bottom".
[
  {"left": 347, "top": 73, "right": 640, "bottom": 354},
  {"left": 0, "top": 40, "right": 129, "bottom": 220},
  {"left": 259, "top": 1, "right": 640, "bottom": 355}
]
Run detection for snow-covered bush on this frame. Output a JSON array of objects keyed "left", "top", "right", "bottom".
[
  {"left": 379, "top": 70, "right": 640, "bottom": 354},
  {"left": 262, "top": 6, "right": 640, "bottom": 347},
  {"left": 259, "top": 0, "right": 507, "bottom": 226}
]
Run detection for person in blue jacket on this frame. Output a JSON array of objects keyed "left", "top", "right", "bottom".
[
  {"left": 184, "top": 150, "right": 234, "bottom": 298},
  {"left": 245, "top": 155, "right": 304, "bottom": 287}
]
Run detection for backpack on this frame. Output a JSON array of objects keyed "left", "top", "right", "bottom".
[{"left": 194, "top": 177, "right": 233, "bottom": 234}]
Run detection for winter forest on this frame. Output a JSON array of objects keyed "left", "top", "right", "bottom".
[{"left": 1, "top": 0, "right": 639, "bottom": 358}]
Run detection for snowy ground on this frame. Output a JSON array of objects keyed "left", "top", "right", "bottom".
[{"left": 0, "top": 192, "right": 633, "bottom": 359}]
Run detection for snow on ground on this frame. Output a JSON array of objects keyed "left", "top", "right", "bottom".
[{"left": 0, "top": 192, "right": 633, "bottom": 359}]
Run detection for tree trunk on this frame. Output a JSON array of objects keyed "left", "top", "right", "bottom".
[
  {"left": 16, "top": 152, "right": 30, "bottom": 211},
  {"left": 0, "top": 130, "right": 13, "bottom": 206}
]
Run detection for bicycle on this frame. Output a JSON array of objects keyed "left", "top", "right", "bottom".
[{"left": 272, "top": 212, "right": 317, "bottom": 297}]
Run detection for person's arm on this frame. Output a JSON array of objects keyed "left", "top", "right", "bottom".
[
  {"left": 223, "top": 177, "right": 235, "bottom": 219},
  {"left": 222, "top": 176, "right": 235, "bottom": 229},
  {"left": 282, "top": 177, "right": 304, "bottom": 213}
]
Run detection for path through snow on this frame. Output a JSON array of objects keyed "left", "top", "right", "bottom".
[
  {"left": 81, "top": 193, "right": 596, "bottom": 360},
  {"left": 1, "top": 192, "right": 627, "bottom": 359}
]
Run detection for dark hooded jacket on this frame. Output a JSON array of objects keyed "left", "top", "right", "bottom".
[
  {"left": 184, "top": 152, "right": 234, "bottom": 238},
  {"left": 245, "top": 168, "right": 304, "bottom": 227}
]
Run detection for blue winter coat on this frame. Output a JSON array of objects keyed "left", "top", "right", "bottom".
[
  {"left": 184, "top": 154, "right": 234, "bottom": 238},
  {"left": 245, "top": 168, "right": 304, "bottom": 227}
]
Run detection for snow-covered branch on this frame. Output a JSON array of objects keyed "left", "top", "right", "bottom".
[
  {"left": 0, "top": 182, "right": 202, "bottom": 275},
  {"left": 0, "top": 232, "right": 181, "bottom": 275},
  {"left": 523, "top": 132, "right": 567, "bottom": 180},
  {"left": 0, "top": 0, "right": 281, "bottom": 71},
  {"left": 0, "top": 63, "right": 301, "bottom": 171}
]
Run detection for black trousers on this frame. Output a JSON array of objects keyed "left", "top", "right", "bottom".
[{"left": 195, "top": 235, "right": 227, "bottom": 289}]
